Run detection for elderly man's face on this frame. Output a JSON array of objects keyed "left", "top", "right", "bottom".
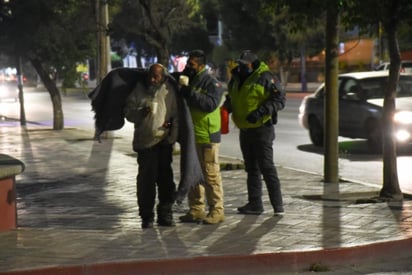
[{"left": 148, "top": 64, "right": 164, "bottom": 87}]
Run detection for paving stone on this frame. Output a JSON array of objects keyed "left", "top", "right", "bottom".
[{"left": 0, "top": 125, "right": 411, "bottom": 274}]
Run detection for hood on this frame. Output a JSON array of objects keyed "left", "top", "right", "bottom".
[{"left": 367, "top": 97, "right": 412, "bottom": 111}]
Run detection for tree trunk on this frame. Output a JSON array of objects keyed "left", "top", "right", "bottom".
[
  {"left": 300, "top": 45, "right": 307, "bottom": 92},
  {"left": 379, "top": 0, "right": 403, "bottom": 200},
  {"left": 324, "top": 3, "right": 340, "bottom": 183},
  {"left": 30, "top": 58, "right": 64, "bottom": 130},
  {"left": 156, "top": 46, "right": 170, "bottom": 67},
  {"left": 15, "top": 56, "right": 26, "bottom": 126}
]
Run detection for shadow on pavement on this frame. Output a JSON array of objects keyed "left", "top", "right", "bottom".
[{"left": 15, "top": 128, "right": 135, "bottom": 230}]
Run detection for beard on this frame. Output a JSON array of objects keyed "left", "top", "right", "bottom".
[{"left": 147, "top": 83, "right": 162, "bottom": 95}]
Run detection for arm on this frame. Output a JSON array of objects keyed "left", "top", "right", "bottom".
[
  {"left": 181, "top": 76, "right": 224, "bottom": 113},
  {"left": 258, "top": 72, "right": 286, "bottom": 114},
  {"left": 246, "top": 72, "right": 286, "bottom": 124},
  {"left": 222, "top": 77, "right": 234, "bottom": 113}
]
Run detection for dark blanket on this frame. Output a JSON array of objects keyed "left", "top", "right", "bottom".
[{"left": 88, "top": 68, "right": 204, "bottom": 202}]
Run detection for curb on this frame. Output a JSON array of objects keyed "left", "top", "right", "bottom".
[{"left": 2, "top": 237, "right": 411, "bottom": 275}]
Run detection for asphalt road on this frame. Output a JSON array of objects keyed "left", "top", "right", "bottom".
[{"left": 219, "top": 93, "right": 412, "bottom": 195}]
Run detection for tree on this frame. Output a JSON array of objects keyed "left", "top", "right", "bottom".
[
  {"left": 323, "top": 1, "right": 340, "bottom": 183},
  {"left": 380, "top": 1, "right": 403, "bottom": 199},
  {"left": 260, "top": 1, "right": 325, "bottom": 89},
  {"left": 0, "top": 0, "right": 96, "bottom": 130},
  {"left": 218, "top": 0, "right": 325, "bottom": 86},
  {"left": 341, "top": 0, "right": 412, "bottom": 200},
  {"left": 110, "top": 0, "right": 212, "bottom": 67},
  {"left": 272, "top": 0, "right": 412, "bottom": 198},
  {"left": 218, "top": 0, "right": 276, "bottom": 52},
  {"left": 264, "top": 0, "right": 340, "bottom": 183}
]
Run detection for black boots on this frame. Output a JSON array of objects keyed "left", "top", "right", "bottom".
[{"left": 156, "top": 204, "right": 175, "bottom": 227}]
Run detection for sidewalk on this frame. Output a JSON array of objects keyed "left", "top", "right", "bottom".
[{"left": 0, "top": 124, "right": 412, "bottom": 274}]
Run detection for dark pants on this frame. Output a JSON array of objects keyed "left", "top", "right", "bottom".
[
  {"left": 239, "top": 124, "right": 284, "bottom": 212},
  {"left": 136, "top": 143, "right": 176, "bottom": 221}
]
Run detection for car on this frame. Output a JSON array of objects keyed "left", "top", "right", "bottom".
[
  {"left": 298, "top": 71, "right": 412, "bottom": 149},
  {"left": 374, "top": 60, "right": 412, "bottom": 74},
  {"left": 0, "top": 81, "right": 18, "bottom": 102}
]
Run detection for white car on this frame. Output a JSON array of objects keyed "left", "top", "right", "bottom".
[
  {"left": 0, "top": 82, "right": 18, "bottom": 102},
  {"left": 298, "top": 71, "right": 412, "bottom": 150},
  {"left": 374, "top": 60, "right": 412, "bottom": 74}
]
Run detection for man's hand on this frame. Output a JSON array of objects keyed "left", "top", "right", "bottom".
[
  {"left": 246, "top": 105, "right": 267, "bottom": 123},
  {"left": 141, "top": 106, "right": 151, "bottom": 117}
]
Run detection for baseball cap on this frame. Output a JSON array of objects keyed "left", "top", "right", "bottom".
[{"left": 237, "top": 50, "right": 258, "bottom": 64}]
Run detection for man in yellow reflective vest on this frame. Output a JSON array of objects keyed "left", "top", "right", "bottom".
[
  {"left": 178, "top": 50, "right": 225, "bottom": 224},
  {"left": 224, "top": 50, "right": 286, "bottom": 216}
]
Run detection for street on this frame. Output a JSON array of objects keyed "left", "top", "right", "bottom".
[
  {"left": 1, "top": 87, "right": 411, "bottom": 195},
  {"left": 220, "top": 93, "right": 412, "bottom": 195}
]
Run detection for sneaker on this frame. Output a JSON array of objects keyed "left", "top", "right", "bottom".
[
  {"left": 274, "top": 211, "right": 284, "bottom": 217},
  {"left": 179, "top": 212, "right": 205, "bottom": 223},
  {"left": 237, "top": 203, "right": 264, "bottom": 215},
  {"left": 202, "top": 213, "right": 224, "bottom": 224},
  {"left": 141, "top": 220, "right": 154, "bottom": 229}
]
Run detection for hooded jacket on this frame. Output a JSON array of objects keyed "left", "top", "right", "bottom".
[
  {"left": 183, "top": 68, "right": 224, "bottom": 144},
  {"left": 123, "top": 79, "right": 179, "bottom": 151},
  {"left": 227, "top": 62, "right": 285, "bottom": 129}
]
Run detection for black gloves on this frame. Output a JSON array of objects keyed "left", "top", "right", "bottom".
[{"left": 246, "top": 105, "right": 268, "bottom": 123}]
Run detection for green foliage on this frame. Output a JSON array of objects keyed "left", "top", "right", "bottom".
[
  {"left": 218, "top": 0, "right": 276, "bottom": 52},
  {"left": 110, "top": 0, "right": 210, "bottom": 64},
  {"left": 0, "top": 0, "right": 96, "bottom": 77},
  {"left": 398, "top": 22, "right": 412, "bottom": 51},
  {"left": 172, "top": 26, "right": 213, "bottom": 55},
  {"left": 199, "top": 0, "right": 220, "bottom": 35},
  {"left": 62, "top": 66, "right": 79, "bottom": 89},
  {"left": 211, "top": 45, "right": 232, "bottom": 65},
  {"left": 340, "top": 1, "right": 412, "bottom": 32},
  {"left": 265, "top": 0, "right": 326, "bottom": 31},
  {"left": 218, "top": 0, "right": 325, "bottom": 62}
]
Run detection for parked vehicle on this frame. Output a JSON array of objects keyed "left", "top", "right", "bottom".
[
  {"left": 0, "top": 81, "right": 18, "bottom": 102},
  {"left": 374, "top": 60, "right": 412, "bottom": 74},
  {"left": 298, "top": 71, "right": 412, "bottom": 149}
]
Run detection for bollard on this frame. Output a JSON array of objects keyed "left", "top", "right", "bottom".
[{"left": 0, "top": 154, "right": 25, "bottom": 231}]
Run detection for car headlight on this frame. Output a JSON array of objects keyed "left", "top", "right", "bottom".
[
  {"left": 395, "top": 129, "right": 410, "bottom": 142},
  {"left": 393, "top": 111, "right": 412, "bottom": 124}
]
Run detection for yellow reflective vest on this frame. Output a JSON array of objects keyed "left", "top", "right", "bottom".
[{"left": 229, "top": 62, "right": 272, "bottom": 129}]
